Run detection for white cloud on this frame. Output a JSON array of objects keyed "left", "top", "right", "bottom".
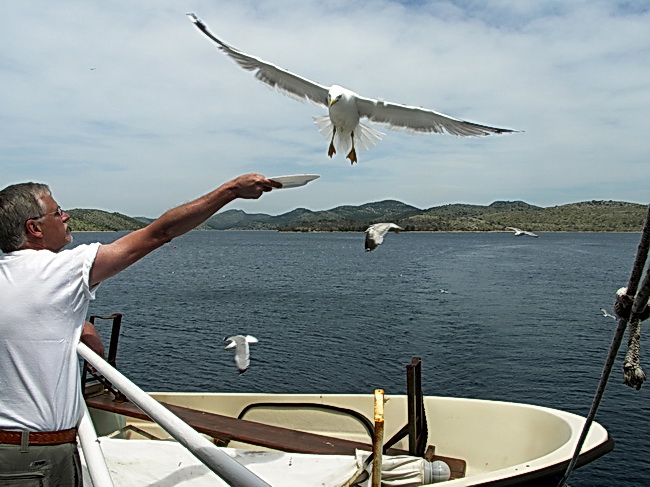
[{"left": 1, "top": 0, "right": 649, "bottom": 217}]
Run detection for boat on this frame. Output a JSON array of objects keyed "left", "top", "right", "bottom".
[
  {"left": 79, "top": 317, "right": 614, "bottom": 487},
  {"left": 85, "top": 391, "right": 613, "bottom": 487}
]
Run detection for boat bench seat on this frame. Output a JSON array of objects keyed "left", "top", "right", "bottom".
[
  {"left": 85, "top": 392, "right": 465, "bottom": 479},
  {"left": 86, "top": 391, "right": 405, "bottom": 456}
]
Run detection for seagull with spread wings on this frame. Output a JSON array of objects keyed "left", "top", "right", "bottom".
[
  {"left": 187, "top": 13, "right": 517, "bottom": 164},
  {"left": 365, "top": 223, "right": 403, "bottom": 251},
  {"left": 505, "top": 226, "right": 539, "bottom": 238},
  {"left": 600, "top": 308, "right": 617, "bottom": 320},
  {"left": 224, "top": 335, "right": 258, "bottom": 374}
]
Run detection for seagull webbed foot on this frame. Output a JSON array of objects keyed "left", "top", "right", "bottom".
[
  {"left": 328, "top": 141, "right": 336, "bottom": 158},
  {"left": 347, "top": 131, "right": 357, "bottom": 164},
  {"left": 327, "top": 127, "right": 337, "bottom": 158}
]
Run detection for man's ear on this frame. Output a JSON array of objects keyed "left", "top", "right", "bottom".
[{"left": 25, "top": 219, "right": 43, "bottom": 238}]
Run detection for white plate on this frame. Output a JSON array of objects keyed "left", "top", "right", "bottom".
[{"left": 269, "top": 174, "right": 320, "bottom": 189}]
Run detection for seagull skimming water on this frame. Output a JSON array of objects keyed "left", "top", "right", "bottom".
[
  {"left": 505, "top": 226, "right": 539, "bottom": 238},
  {"left": 187, "top": 13, "right": 517, "bottom": 164},
  {"left": 365, "top": 223, "right": 403, "bottom": 251},
  {"left": 600, "top": 308, "right": 617, "bottom": 320},
  {"left": 224, "top": 335, "right": 258, "bottom": 374}
]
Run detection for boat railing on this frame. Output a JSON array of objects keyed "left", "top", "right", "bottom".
[
  {"left": 81, "top": 314, "right": 126, "bottom": 402},
  {"left": 77, "top": 401, "right": 114, "bottom": 487}
]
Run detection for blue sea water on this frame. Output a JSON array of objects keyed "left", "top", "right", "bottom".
[{"left": 73, "top": 230, "right": 650, "bottom": 486}]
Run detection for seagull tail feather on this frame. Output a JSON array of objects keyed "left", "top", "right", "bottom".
[
  {"left": 314, "top": 115, "right": 351, "bottom": 155},
  {"left": 313, "top": 115, "right": 333, "bottom": 139},
  {"left": 313, "top": 116, "right": 383, "bottom": 158},
  {"left": 355, "top": 122, "right": 384, "bottom": 151}
]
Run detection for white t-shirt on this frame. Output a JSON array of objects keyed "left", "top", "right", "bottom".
[{"left": 0, "top": 243, "right": 101, "bottom": 431}]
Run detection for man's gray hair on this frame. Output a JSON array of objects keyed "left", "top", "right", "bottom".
[{"left": 0, "top": 182, "right": 51, "bottom": 253}]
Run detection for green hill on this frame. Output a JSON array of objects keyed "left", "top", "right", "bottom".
[
  {"left": 66, "top": 200, "right": 648, "bottom": 233},
  {"left": 66, "top": 209, "right": 147, "bottom": 232},
  {"left": 398, "top": 200, "right": 646, "bottom": 232}
]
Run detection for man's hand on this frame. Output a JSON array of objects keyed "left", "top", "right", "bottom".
[
  {"left": 230, "top": 173, "right": 282, "bottom": 199},
  {"left": 81, "top": 321, "right": 106, "bottom": 358}
]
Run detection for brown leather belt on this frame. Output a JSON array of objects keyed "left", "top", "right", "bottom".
[{"left": 0, "top": 428, "right": 77, "bottom": 446}]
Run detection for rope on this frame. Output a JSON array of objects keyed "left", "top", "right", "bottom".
[
  {"left": 623, "top": 270, "right": 650, "bottom": 389},
  {"left": 624, "top": 318, "right": 646, "bottom": 389},
  {"left": 558, "top": 204, "right": 650, "bottom": 487}
]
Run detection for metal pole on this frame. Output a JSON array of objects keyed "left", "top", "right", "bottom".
[
  {"left": 78, "top": 402, "right": 114, "bottom": 486},
  {"left": 556, "top": 316, "right": 627, "bottom": 487},
  {"left": 77, "top": 343, "right": 270, "bottom": 487}
]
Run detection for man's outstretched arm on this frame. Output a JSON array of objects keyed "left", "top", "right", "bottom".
[{"left": 89, "top": 173, "right": 280, "bottom": 286}]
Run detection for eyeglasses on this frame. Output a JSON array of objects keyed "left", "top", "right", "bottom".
[{"left": 26, "top": 206, "right": 67, "bottom": 222}]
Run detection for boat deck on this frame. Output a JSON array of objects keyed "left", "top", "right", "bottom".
[{"left": 86, "top": 391, "right": 466, "bottom": 479}]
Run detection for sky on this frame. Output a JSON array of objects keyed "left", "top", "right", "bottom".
[{"left": 2, "top": 0, "right": 649, "bottom": 217}]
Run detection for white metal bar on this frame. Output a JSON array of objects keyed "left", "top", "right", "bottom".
[
  {"left": 77, "top": 342, "right": 270, "bottom": 487},
  {"left": 78, "top": 402, "right": 114, "bottom": 486}
]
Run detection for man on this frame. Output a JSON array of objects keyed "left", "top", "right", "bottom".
[{"left": 0, "top": 173, "right": 280, "bottom": 485}]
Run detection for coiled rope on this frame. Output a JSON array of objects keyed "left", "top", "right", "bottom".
[{"left": 558, "top": 203, "right": 650, "bottom": 487}]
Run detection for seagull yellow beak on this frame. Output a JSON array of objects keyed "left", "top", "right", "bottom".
[{"left": 329, "top": 98, "right": 338, "bottom": 106}]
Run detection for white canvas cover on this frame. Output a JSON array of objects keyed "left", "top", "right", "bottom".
[{"left": 80, "top": 438, "right": 433, "bottom": 487}]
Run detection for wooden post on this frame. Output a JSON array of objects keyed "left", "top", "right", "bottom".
[
  {"left": 407, "top": 356, "right": 427, "bottom": 456},
  {"left": 372, "top": 389, "right": 385, "bottom": 487}
]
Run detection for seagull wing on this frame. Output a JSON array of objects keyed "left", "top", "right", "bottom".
[
  {"left": 223, "top": 336, "right": 238, "bottom": 349},
  {"left": 354, "top": 94, "right": 515, "bottom": 136},
  {"left": 370, "top": 223, "right": 403, "bottom": 236},
  {"left": 234, "top": 343, "right": 250, "bottom": 373},
  {"left": 188, "top": 14, "right": 329, "bottom": 107},
  {"left": 365, "top": 223, "right": 402, "bottom": 251},
  {"left": 601, "top": 309, "right": 616, "bottom": 319}
]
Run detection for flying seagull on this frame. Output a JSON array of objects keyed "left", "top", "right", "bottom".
[
  {"left": 600, "top": 308, "right": 617, "bottom": 320},
  {"left": 224, "top": 335, "right": 258, "bottom": 374},
  {"left": 365, "top": 223, "right": 403, "bottom": 251},
  {"left": 505, "top": 226, "right": 539, "bottom": 238},
  {"left": 186, "top": 13, "right": 517, "bottom": 164}
]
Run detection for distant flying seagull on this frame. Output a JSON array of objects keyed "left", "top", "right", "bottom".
[
  {"left": 186, "top": 13, "right": 517, "bottom": 164},
  {"left": 600, "top": 308, "right": 617, "bottom": 320},
  {"left": 505, "top": 226, "right": 539, "bottom": 238},
  {"left": 365, "top": 223, "right": 403, "bottom": 251},
  {"left": 439, "top": 289, "right": 450, "bottom": 294},
  {"left": 224, "top": 335, "right": 258, "bottom": 374}
]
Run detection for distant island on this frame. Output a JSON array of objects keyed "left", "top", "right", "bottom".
[{"left": 66, "top": 200, "right": 647, "bottom": 233}]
